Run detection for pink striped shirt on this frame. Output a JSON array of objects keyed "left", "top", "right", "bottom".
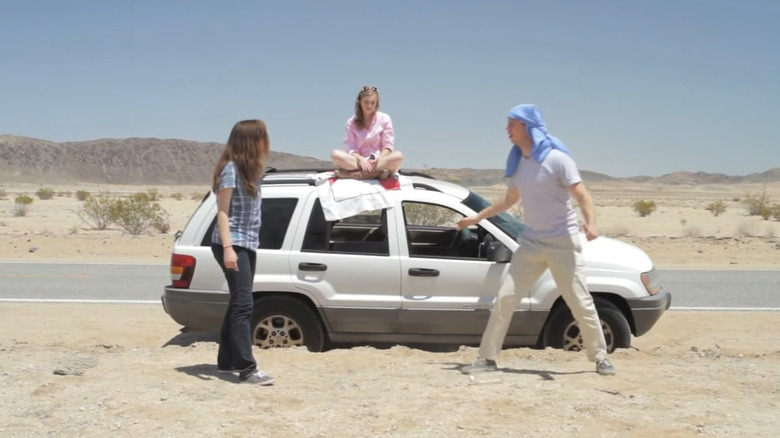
[{"left": 343, "top": 111, "right": 395, "bottom": 158}]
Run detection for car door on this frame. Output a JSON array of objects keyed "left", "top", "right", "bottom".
[
  {"left": 289, "top": 192, "right": 402, "bottom": 335},
  {"left": 395, "top": 191, "right": 537, "bottom": 340}
]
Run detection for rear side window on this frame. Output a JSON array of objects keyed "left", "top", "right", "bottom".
[
  {"left": 302, "top": 200, "right": 389, "bottom": 255},
  {"left": 201, "top": 198, "right": 298, "bottom": 250}
]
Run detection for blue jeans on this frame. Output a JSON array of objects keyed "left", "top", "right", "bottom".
[{"left": 211, "top": 245, "right": 257, "bottom": 379}]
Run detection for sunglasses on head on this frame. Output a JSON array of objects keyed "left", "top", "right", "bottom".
[{"left": 362, "top": 86, "right": 377, "bottom": 92}]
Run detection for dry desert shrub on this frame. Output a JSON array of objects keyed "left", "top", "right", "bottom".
[
  {"left": 705, "top": 200, "right": 727, "bottom": 217},
  {"left": 113, "top": 192, "right": 169, "bottom": 235},
  {"left": 13, "top": 195, "right": 33, "bottom": 217},
  {"left": 632, "top": 200, "right": 657, "bottom": 217},
  {"left": 146, "top": 188, "right": 160, "bottom": 201},
  {"left": 75, "top": 190, "right": 90, "bottom": 201},
  {"left": 78, "top": 192, "right": 116, "bottom": 230},
  {"left": 741, "top": 187, "right": 771, "bottom": 216},
  {"left": 35, "top": 187, "right": 55, "bottom": 200}
]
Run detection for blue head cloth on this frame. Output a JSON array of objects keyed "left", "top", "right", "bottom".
[{"left": 504, "top": 104, "right": 571, "bottom": 177}]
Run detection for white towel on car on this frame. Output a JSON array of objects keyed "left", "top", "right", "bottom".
[{"left": 314, "top": 172, "right": 411, "bottom": 221}]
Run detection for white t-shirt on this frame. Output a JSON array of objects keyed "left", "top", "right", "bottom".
[{"left": 508, "top": 149, "right": 581, "bottom": 239}]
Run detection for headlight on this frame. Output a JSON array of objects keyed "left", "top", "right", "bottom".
[{"left": 641, "top": 268, "right": 661, "bottom": 296}]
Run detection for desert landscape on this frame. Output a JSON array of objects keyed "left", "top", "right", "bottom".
[
  {"left": 1, "top": 177, "right": 779, "bottom": 437},
  {"left": 1, "top": 178, "right": 779, "bottom": 268}
]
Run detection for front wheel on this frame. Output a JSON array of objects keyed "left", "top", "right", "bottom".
[
  {"left": 542, "top": 298, "right": 631, "bottom": 353},
  {"left": 251, "top": 295, "right": 326, "bottom": 352}
]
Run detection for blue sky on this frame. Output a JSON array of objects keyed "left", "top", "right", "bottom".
[{"left": 1, "top": 0, "right": 778, "bottom": 178}]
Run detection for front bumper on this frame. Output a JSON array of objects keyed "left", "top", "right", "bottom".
[{"left": 626, "top": 289, "right": 672, "bottom": 337}]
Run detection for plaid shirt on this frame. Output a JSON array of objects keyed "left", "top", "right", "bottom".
[{"left": 211, "top": 161, "right": 262, "bottom": 250}]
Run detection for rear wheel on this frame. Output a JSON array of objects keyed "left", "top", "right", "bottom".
[
  {"left": 251, "top": 295, "right": 326, "bottom": 352},
  {"left": 542, "top": 298, "right": 631, "bottom": 353}
]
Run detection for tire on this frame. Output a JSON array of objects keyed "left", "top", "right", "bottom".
[
  {"left": 251, "top": 295, "right": 326, "bottom": 352},
  {"left": 542, "top": 298, "right": 631, "bottom": 353}
]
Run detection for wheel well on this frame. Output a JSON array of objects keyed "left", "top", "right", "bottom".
[
  {"left": 251, "top": 291, "right": 330, "bottom": 336},
  {"left": 592, "top": 293, "right": 636, "bottom": 335},
  {"left": 542, "top": 292, "right": 637, "bottom": 337}
]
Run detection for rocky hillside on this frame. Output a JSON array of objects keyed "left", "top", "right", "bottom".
[
  {"left": 0, "top": 135, "right": 331, "bottom": 185},
  {"left": 1, "top": 135, "right": 778, "bottom": 186}
]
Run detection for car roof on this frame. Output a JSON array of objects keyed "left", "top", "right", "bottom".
[{"left": 261, "top": 168, "right": 471, "bottom": 200}]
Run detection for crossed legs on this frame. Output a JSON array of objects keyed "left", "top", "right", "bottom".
[{"left": 331, "top": 149, "right": 404, "bottom": 177}]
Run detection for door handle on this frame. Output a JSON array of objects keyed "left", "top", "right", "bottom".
[
  {"left": 408, "top": 268, "right": 439, "bottom": 277},
  {"left": 299, "top": 262, "right": 327, "bottom": 271}
]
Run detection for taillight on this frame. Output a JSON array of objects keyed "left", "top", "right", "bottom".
[{"left": 170, "top": 253, "right": 196, "bottom": 289}]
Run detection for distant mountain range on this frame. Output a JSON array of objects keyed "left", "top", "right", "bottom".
[{"left": 1, "top": 135, "right": 778, "bottom": 186}]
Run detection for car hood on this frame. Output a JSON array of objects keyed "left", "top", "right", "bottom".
[{"left": 583, "top": 236, "right": 654, "bottom": 273}]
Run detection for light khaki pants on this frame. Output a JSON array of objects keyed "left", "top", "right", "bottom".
[{"left": 478, "top": 233, "right": 608, "bottom": 363}]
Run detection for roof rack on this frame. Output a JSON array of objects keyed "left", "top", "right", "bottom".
[
  {"left": 398, "top": 170, "right": 435, "bottom": 179},
  {"left": 264, "top": 167, "right": 333, "bottom": 174},
  {"left": 259, "top": 168, "right": 437, "bottom": 186},
  {"left": 261, "top": 168, "right": 330, "bottom": 186}
]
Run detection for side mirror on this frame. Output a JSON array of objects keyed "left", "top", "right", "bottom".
[{"left": 486, "top": 241, "right": 512, "bottom": 263}]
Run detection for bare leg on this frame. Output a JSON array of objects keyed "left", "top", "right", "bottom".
[
  {"left": 331, "top": 150, "right": 359, "bottom": 171},
  {"left": 375, "top": 150, "right": 404, "bottom": 174}
]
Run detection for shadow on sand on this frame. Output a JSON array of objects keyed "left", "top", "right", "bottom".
[
  {"left": 439, "top": 361, "right": 590, "bottom": 381},
  {"left": 174, "top": 363, "right": 237, "bottom": 382}
]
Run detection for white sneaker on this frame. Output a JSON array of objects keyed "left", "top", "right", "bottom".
[
  {"left": 596, "top": 358, "right": 616, "bottom": 376},
  {"left": 240, "top": 370, "right": 275, "bottom": 385},
  {"left": 461, "top": 357, "right": 498, "bottom": 374}
]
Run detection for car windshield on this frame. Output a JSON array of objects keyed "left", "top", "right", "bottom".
[{"left": 461, "top": 191, "right": 525, "bottom": 240}]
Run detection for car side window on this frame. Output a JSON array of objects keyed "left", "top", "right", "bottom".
[
  {"left": 201, "top": 197, "right": 298, "bottom": 250},
  {"left": 402, "top": 201, "right": 491, "bottom": 260},
  {"left": 302, "top": 200, "right": 389, "bottom": 256}
]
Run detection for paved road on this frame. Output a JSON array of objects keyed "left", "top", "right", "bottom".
[
  {"left": 659, "top": 268, "right": 780, "bottom": 310},
  {"left": 0, "top": 261, "right": 167, "bottom": 303},
  {"left": 0, "top": 262, "right": 778, "bottom": 309}
]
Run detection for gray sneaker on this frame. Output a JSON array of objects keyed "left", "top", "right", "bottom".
[
  {"left": 217, "top": 367, "right": 236, "bottom": 374},
  {"left": 596, "top": 358, "right": 616, "bottom": 376},
  {"left": 240, "top": 370, "right": 275, "bottom": 385},
  {"left": 461, "top": 357, "right": 498, "bottom": 374}
]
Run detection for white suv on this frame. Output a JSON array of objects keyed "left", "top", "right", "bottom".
[{"left": 162, "top": 169, "right": 671, "bottom": 352}]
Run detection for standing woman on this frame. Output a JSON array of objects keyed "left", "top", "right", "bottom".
[
  {"left": 211, "top": 119, "right": 274, "bottom": 385},
  {"left": 331, "top": 85, "right": 403, "bottom": 179}
]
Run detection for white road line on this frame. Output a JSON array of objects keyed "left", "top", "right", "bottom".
[
  {"left": 0, "top": 261, "right": 167, "bottom": 266},
  {"left": 0, "top": 298, "right": 159, "bottom": 304},
  {"left": 670, "top": 306, "right": 780, "bottom": 312}
]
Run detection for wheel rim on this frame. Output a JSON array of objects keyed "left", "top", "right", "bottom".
[
  {"left": 561, "top": 320, "right": 614, "bottom": 352},
  {"left": 253, "top": 315, "right": 305, "bottom": 348}
]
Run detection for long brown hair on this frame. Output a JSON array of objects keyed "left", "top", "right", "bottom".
[
  {"left": 354, "top": 86, "right": 380, "bottom": 129},
  {"left": 212, "top": 119, "right": 270, "bottom": 197}
]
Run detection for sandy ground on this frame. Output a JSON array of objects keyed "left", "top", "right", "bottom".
[
  {"left": 1, "top": 181, "right": 779, "bottom": 437},
  {"left": 0, "top": 305, "right": 777, "bottom": 437}
]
